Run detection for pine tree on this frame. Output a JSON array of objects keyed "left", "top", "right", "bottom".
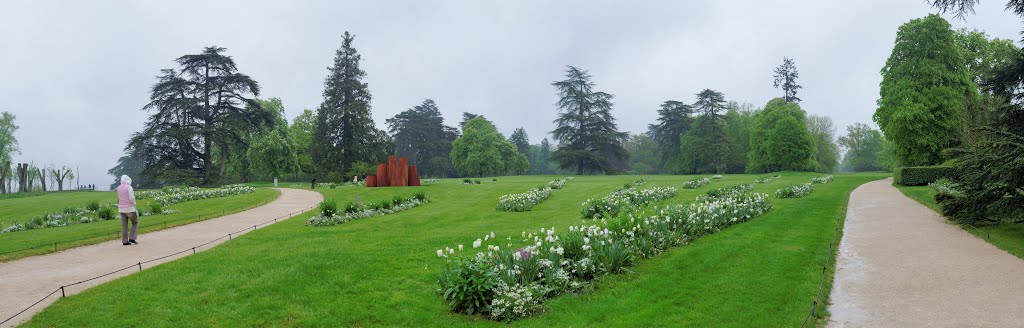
[
  {"left": 648, "top": 100, "right": 693, "bottom": 172},
  {"left": 510, "top": 128, "right": 530, "bottom": 157},
  {"left": 539, "top": 138, "right": 552, "bottom": 174},
  {"left": 312, "top": 32, "right": 389, "bottom": 181},
  {"left": 386, "top": 99, "right": 459, "bottom": 177},
  {"left": 550, "top": 66, "right": 628, "bottom": 174},
  {"left": 773, "top": 57, "right": 802, "bottom": 103}
]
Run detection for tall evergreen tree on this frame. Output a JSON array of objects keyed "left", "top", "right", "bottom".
[
  {"left": 386, "top": 99, "right": 459, "bottom": 177},
  {"left": 124, "top": 46, "right": 269, "bottom": 186},
  {"left": 648, "top": 100, "right": 693, "bottom": 172},
  {"left": 510, "top": 128, "right": 530, "bottom": 157},
  {"left": 550, "top": 66, "right": 628, "bottom": 174},
  {"left": 874, "top": 14, "right": 976, "bottom": 166},
  {"left": 459, "top": 112, "right": 480, "bottom": 130},
  {"left": 773, "top": 57, "right": 802, "bottom": 103},
  {"left": 312, "top": 32, "right": 389, "bottom": 181},
  {"left": 678, "top": 89, "right": 730, "bottom": 174},
  {"left": 539, "top": 138, "right": 552, "bottom": 174}
]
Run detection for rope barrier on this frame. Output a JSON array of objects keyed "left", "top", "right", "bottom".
[
  {"left": 799, "top": 189, "right": 847, "bottom": 328},
  {"left": 1, "top": 204, "right": 317, "bottom": 326}
]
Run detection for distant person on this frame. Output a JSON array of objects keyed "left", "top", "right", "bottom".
[{"left": 116, "top": 175, "right": 138, "bottom": 246}]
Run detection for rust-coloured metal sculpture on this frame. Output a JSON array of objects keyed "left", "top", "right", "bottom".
[{"left": 366, "top": 156, "right": 421, "bottom": 187}]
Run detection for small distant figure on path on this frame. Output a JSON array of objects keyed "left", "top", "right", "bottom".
[
  {"left": 311, "top": 178, "right": 317, "bottom": 190},
  {"left": 116, "top": 175, "right": 139, "bottom": 246}
]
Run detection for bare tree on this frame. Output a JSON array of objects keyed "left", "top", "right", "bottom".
[{"left": 50, "top": 165, "right": 75, "bottom": 191}]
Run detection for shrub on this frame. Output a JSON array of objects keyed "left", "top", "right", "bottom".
[
  {"left": 894, "top": 166, "right": 959, "bottom": 186},
  {"left": 413, "top": 191, "right": 427, "bottom": 201},
  {"left": 492, "top": 178, "right": 498, "bottom": 182},
  {"left": 63, "top": 206, "right": 78, "bottom": 214},
  {"left": 437, "top": 257, "right": 498, "bottom": 315},
  {"left": 97, "top": 207, "right": 117, "bottom": 220},
  {"left": 392, "top": 195, "right": 408, "bottom": 206},
  {"left": 463, "top": 179, "right": 472, "bottom": 184},
  {"left": 86, "top": 201, "right": 101, "bottom": 212},
  {"left": 343, "top": 202, "right": 361, "bottom": 214},
  {"left": 319, "top": 199, "right": 338, "bottom": 218},
  {"left": 474, "top": 180, "right": 482, "bottom": 185},
  {"left": 775, "top": 183, "right": 814, "bottom": 198},
  {"left": 150, "top": 202, "right": 164, "bottom": 214}
]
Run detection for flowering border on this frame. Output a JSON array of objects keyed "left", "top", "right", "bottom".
[
  {"left": 307, "top": 195, "right": 429, "bottom": 227},
  {"left": 775, "top": 183, "right": 813, "bottom": 198},
  {"left": 496, "top": 178, "right": 574, "bottom": 212}
]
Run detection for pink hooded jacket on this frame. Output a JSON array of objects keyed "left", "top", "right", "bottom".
[{"left": 116, "top": 175, "right": 137, "bottom": 213}]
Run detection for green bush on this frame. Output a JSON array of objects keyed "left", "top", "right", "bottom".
[
  {"left": 86, "top": 201, "right": 101, "bottom": 212},
  {"left": 343, "top": 202, "right": 361, "bottom": 214},
  {"left": 894, "top": 166, "right": 959, "bottom": 186},
  {"left": 413, "top": 191, "right": 427, "bottom": 201},
  {"left": 319, "top": 199, "right": 338, "bottom": 218},
  {"left": 150, "top": 202, "right": 164, "bottom": 214},
  {"left": 474, "top": 179, "right": 482, "bottom": 185},
  {"left": 97, "top": 207, "right": 117, "bottom": 220},
  {"left": 392, "top": 195, "right": 407, "bottom": 205}
]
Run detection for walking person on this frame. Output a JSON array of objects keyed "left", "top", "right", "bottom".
[{"left": 116, "top": 175, "right": 139, "bottom": 246}]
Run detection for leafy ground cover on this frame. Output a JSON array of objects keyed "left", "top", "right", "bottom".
[
  {"left": 0, "top": 188, "right": 279, "bottom": 261},
  {"left": 897, "top": 184, "right": 1024, "bottom": 260},
  {"left": 23, "top": 173, "right": 884, "bottom": 327}
]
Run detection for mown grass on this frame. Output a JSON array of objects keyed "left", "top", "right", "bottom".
[
  {"left": 0, "top": 188, "right": 280, "bottom": 261},
  {"left": 896, "top": 184, "right": 1024, "bottom": 260},
  {"left": 0, "top": 191, "right": 117, "bottom": 226},
  {"left": 22, "top": 173, "right": 885, "bottom": 327}
]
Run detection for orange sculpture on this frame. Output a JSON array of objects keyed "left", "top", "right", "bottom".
[{"left": 366, "top": 155, "right": 420, "bottom": 187}]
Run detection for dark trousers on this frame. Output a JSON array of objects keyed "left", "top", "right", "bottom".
[{"left": 120, "top": 212, "right": 138, "bottom": 243}]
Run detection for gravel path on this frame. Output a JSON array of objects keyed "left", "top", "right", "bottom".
[
  {"left": 0, "top": 188, "right": 322, "bottom": 327},
  {"left": 828, "top": 178, "right": 1024, "bottom": 327}
]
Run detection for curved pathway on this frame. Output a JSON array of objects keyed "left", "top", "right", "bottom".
[
  {"left": 828, "top": 178, "right": 1024, "bottom": 327},
  {"left": 0, "top": 188, "right": 322, "bottom": 327}
]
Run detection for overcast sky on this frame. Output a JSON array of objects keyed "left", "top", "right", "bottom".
[{"left": 0, "top": 0, "right": 1020, "bottom": 188}]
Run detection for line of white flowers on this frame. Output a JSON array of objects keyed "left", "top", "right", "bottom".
[
  {"left": 712, "top": 175, "right": 723, "bottom": 179},
  {"left": 307, "top": 198, "right": 429, "bottom": 226},
  {"left": 682, "top": 177, "right": 711, "bottom": 189},
  {"left": 1, "top": 206, "right": 177, "bottom": 233},
  {"left": 775, "top": 183, "right": 814, "bottom": 198},
  {"left": 811, "top": 175, "right": 834, "bottom": 184},
  {"left": 581, "top": 186, "right": 678, "bottom": 219},
  {"left": 755, "top": 175, "right": 782, "bottom": 184},
  {"left": 497, "top": 178, "right": 574, "bottom": 212},
  {"left": 152, "top": 184, "right": 257, "bottom": 206},
  {"left": 435, "top": 189, "right": 772, "bottom": 321}
]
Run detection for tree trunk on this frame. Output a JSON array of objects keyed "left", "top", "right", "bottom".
[
  {"left": 219, "top": 144, "right": 227, "bottom": 184},
  {"left": 38, "top": 168, "right": 46, "bottom": 192},
  {"left": 203, "top": 136, "right": 213, "bottom": 185}
]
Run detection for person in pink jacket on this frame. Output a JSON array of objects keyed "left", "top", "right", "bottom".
[{"left": 116, "top": 175, "right": 138, "bottom": 246}]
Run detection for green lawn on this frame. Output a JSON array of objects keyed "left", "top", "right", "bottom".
[
  {"left": 0, "top": 188, "right": 280, "bottom": 261},
  {"left": 22, "top": 173, "right": 885, "bottom": 327},
  {"left": 896, "top": 185, "right": 1024, "bottom": 259}
]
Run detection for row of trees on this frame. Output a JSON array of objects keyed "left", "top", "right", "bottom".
[
  {"left": 113, "top": 31, "right": 897, "bottom": 187},
  {"left": 0, "top": 111, "right": 82, "bottom": 192}
]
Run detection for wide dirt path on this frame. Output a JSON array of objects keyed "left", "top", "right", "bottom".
[
  {"left": 0, "top": 188, "right": 322, "bottom": 327},
  {"left": 828, "top": 179, "right": 1024, "bottom": 327}
]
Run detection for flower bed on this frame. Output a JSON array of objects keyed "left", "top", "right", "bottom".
[
  {"left": 580, "top": 186, "right": 677, "bottom": 219},
  {"left": 682, "top": 177, "right": 711, "bottom": 189},
  {"left": 0, "top": 203, "right": 178, "bottom": 233},
  {"left": 755, "top": 175, "right": 781, "bottom": 184},
  {"left": 497, "top": 178, "right": 573, "bottom": 212},
  {"left": 711, "top": 175, "right": 723, "bottom": 179},
  {"left": 307, "top": 192, "right": 429, "bottom": 226},
  {"left": 775, "top": 183, "right": 813, "bottom": 198},
  {"left": 435, "top": 190, "right": 772, "bottom": 321},
  {"left": 152, "top": 184, "right": 256, "bottom": 206},
  {"left": 706, "top": 183, "right": 754, "bottom": 198},
  {"left": 811, "top": 175, "right": 834, "bottom": 184}
]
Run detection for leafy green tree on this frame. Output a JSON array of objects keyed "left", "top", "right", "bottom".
[
  {"left": 773, "top": 57, "right": 802, "bottom": 103},
  {"left": 748, "top": 98, "right": 817, "bottom": 172},
  {"left": 624, "top": 133, "right": 660, "bottom": 174},
  {"left": 126, "top": 46, "right": 269, "bottom": 185},
  {"left": 510, "top": 127, "right": 531, "bottom": 160},
  {"left": 955, "top": 28, "right": 1020, "bottom": 86},
  {"left": 550, "top": 66, "right": 629, "bottom": 174},
  {"left": 678, "top": 89, "right": 731, "bottom": 174},
  {"left": 289, "top": 109, "right": 316, "bottom": 178},
  {"left": 648, "top": 100, "right": 693, "bottom": 172},
  {"left": 386, "top": 99, "right": 459, "bottom": 177},
  {"left": 838, "top": 123, "right": 885, "bottom": 172},
  {"left": 723, "top": 102, "right": 755, "bottom": 173},
  {"left": 807, "top": 114, "right": 840, "bottom": 172},
  {"left": 450, "top": 116, "right": 528, "bottom": 177},
  {"left": 245, "top": 98, "right": 299, "bottom": 181},
  {"left": 874, "top": 14, "right": 977, "bottom": 166},
  {"left": 0, "top": 111, "right": 18, "bottom": 167},
  {"left": 312, "top": 32, "right": 390, "bottom": 181}
]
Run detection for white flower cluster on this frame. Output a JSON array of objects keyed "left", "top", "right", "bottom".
[
  {"left": 581, "top": 186, "right": 677, "bottom": 219},
  {"left": 306, "top": 198, "right": 428, "bottom": 226},
  {"left": 152, "top": 184, "right": 256, "bottom": 206},
  {"left": 775, "top": 183, "right": 814, "bottom": 198},
  {"left": 705, "top": 183, "right": 754, "bottom": 199},
  {"left": 682, "top": 177, "right": 711, "bottom": 189},
  {"left": 929, "top": 179, "right": 963, "bottom": 197},
  {"left": 755, "top": 175, "right": 782, "bottom": 183},
  {"left": 497, "top": 178, "right": 573, "bottom": 212},
  {"left": 711, "top": 175, "right": 723, "bottom": 179},
  {"left": 436, "top": 189, "right": 772, "bottom": 321},
  {"left": 811, "top": 175, "right": 834, "bottom": 184}
]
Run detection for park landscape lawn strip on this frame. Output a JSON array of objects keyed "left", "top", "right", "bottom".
[
  {"left": 896, "top": 185, "right": 1024, "bottom": 260},
  {"left": 21, "top": 174, "right": 883, "bottom": 327},
  {"left": 0, "top": 188, "right": 280, "bottom": 261}
]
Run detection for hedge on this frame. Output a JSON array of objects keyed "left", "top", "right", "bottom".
[{"left": 894, "top": 166, "right": 959, "bottom": 186}]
